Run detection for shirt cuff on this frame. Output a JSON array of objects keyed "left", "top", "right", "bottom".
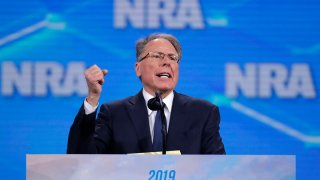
[{"left": 84, "top": 99, "right": 98, "bottom": 115}]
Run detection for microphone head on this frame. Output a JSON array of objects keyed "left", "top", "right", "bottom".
[{"left": 147, "top": 97, "right": 162, "bottom": 111}]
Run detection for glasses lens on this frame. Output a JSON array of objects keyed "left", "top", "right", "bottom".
[
  {"left": 150, "top": 52, "right": 163, "bottom": 59},
  {"left": 145, "top": 52, "right": 179, "bottom": 63},
  {"left": 168, "top": 54, "right": 178, "bottom": 62}
]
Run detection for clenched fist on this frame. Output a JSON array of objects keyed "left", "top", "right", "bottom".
[{"left": 84, "top": 64, "right": 108, "bottom": 106}]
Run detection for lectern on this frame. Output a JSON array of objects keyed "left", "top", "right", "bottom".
[{"left": 27, "top": 155, "right": 295, "bottom": 179}]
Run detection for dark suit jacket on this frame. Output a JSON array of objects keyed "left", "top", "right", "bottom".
[{"left": 67, "top": 91, "right": 225, "bottom": 154}]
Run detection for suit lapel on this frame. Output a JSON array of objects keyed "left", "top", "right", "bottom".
[
  {"left": 167, "top": 91, "right": 188, "bottom": 150},
  {"left": 127, "top": 90, "right": 153, "bottom": 152}
]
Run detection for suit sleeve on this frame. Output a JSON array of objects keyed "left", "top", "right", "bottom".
[
  {"left": 67, "top": 103, "right": 113, "bottom": 154},
  {"left": 91, "top": 104, "right": 113, "bottom": 153},
  {"left": 201, "top": 106, "right": 226, "bottom": 154},
  {"left": 67, "top": 104, "right": 96, "bottom": 153}
]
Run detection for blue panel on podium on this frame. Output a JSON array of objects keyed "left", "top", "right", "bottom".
[{"left": 27, "top": 155, "right": 295, "bottom": 180}]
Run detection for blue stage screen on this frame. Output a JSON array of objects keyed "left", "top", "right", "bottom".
[{"left": 0, "top": 0, "right": 319, "bottom": 179}]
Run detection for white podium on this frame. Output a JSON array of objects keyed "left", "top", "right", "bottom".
[{"left": 27, "top": 155, "right": 295, "bottom": 180}]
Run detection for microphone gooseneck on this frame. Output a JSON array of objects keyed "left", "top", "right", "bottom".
[
  {"left": 155, "top": 91, "right": 164, "bottom": 109},
  {"left": 147, "top": 91, "right": 167, "bottom": 155}
]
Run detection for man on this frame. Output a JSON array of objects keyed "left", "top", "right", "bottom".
[{"left": 67, "top": 33, "right": 226, "bottom": 154}]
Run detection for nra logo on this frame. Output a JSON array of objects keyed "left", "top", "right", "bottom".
[
  {"left": 114, "top": 0, "right": 204, "bottom": 29},
  {"left": 1, "top": 61, "right": 87, "bottom": 96},
  {"left": 225, "top": 63, "right": 316, "bottom": 98}
]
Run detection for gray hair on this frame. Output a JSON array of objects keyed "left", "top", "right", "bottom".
[{"left": 136, "top": 33, "right": 182, "bottom": 62}]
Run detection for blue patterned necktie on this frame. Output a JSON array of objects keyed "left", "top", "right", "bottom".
[{"left": 152, "top": 110, "right": 163, "bottom": 152}]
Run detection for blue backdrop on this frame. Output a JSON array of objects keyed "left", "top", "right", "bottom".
[{"left": 0, "top": 0, "right": 319, "bottom": 179}]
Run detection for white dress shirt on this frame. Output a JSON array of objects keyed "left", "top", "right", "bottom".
[{"left": 142, "top": 89, "right": 174, "bottom": 142}]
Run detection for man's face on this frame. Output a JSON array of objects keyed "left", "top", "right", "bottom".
[{"left": 135, "top": 38, "right": 179, "bottom": 96}]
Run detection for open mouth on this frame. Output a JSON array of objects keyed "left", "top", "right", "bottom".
[{"left": 156, "top": 72, "right": 172, "bottom": 79}]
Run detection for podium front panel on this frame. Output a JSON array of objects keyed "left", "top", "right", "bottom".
[{"left": 27, "top": 155, "right": 295, "bottom": 180}]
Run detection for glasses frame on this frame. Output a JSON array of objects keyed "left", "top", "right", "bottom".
[{"left": 138, "top": 51, "right": 180, "bottom": 63}]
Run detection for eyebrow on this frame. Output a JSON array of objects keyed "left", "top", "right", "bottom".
[{"left": 155, "top": 52, "right": 178, "bottom": 55}]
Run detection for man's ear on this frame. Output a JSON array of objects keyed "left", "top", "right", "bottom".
[{"left": 135, "top": 62, "right": 141, "bottom": 77}]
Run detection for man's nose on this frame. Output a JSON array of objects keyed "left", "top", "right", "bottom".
[
  {"left": 164, "top": 54, "right": 174, "bottom": 62},
  {"left": 160, "top": 56, "right": 171, "bottom": 66}
]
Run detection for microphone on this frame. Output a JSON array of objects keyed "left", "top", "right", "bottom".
[
  {"left": 147, "top": 93, "right": 162, "bottom": 111},
  {"left": 147, "top": 91, "right": 167, "bottom": 154},
  {"left": 147, "top": 91, "right": 164, "bottom": 110}
]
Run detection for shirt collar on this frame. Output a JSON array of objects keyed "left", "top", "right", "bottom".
[{"left": 142, "top": 88, "right": 174, "bottom": 116}]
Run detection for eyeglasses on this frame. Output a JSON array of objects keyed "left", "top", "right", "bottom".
[{"left": 138, "top": 52, "right": 180, "bottom": 63}]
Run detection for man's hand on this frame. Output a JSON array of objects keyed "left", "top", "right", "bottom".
[{"left": 84, "top": 64, "right": 108, "bottom": 106}]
